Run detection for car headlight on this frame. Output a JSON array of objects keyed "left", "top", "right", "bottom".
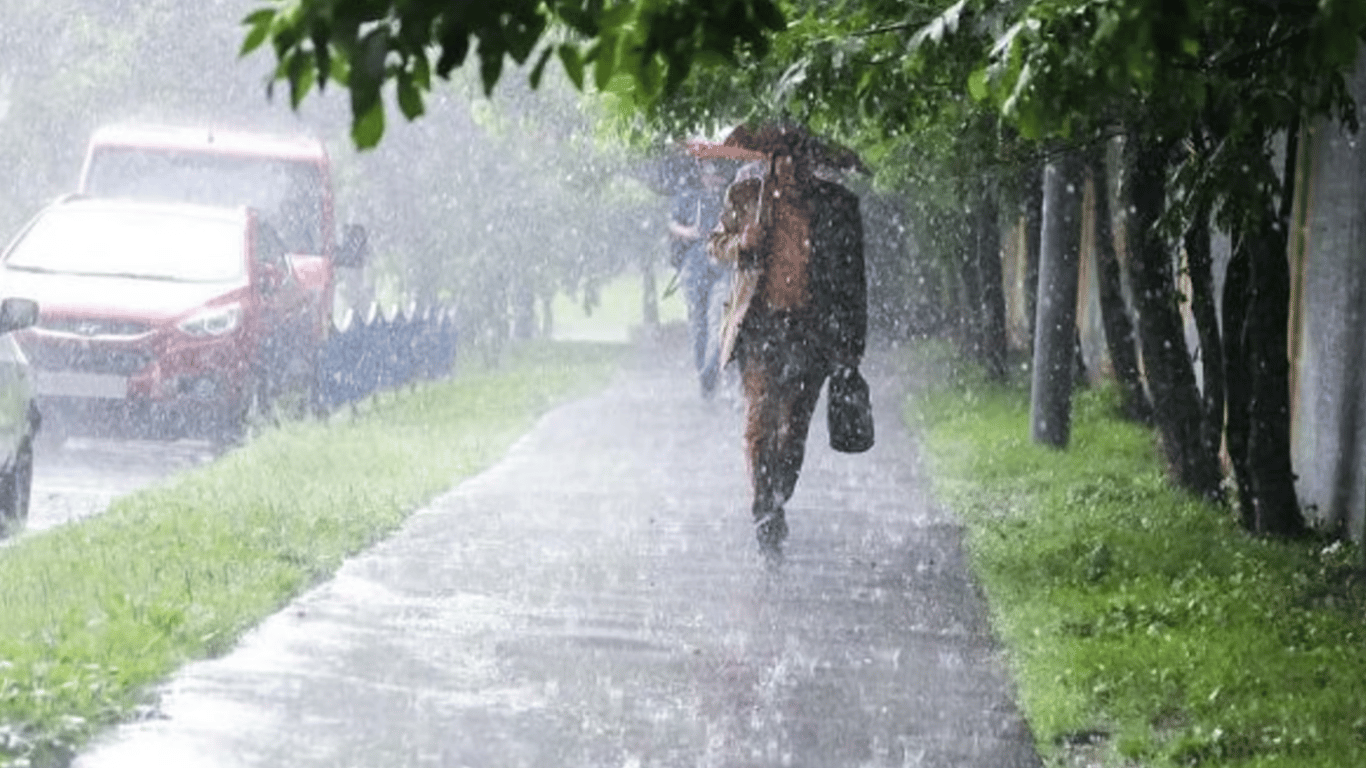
[{"left": 179, "top": 304, "right": 242, "bottom": 337}]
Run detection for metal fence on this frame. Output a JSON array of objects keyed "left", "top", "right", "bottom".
[{"left": 316, "top": 303, "right": 459, "bottom": 412}]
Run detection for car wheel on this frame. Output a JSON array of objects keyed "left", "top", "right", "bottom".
[{"left": 0, "top": 439, "right": 34, "bottom": 535}]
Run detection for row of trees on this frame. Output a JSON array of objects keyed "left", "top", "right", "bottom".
[{"left": 248, "top": 0, "right": 1366, "bottom": 540}]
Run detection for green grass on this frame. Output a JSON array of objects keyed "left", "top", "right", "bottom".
[
  {"left": 907, "top": 343, "right": 1366, "bottom": 767},
  {"left": 0, "top": 340, "right": 627, "bottom": 766},
  {"left": 551, "top": 270, "right": 688, "bottom": 342}
]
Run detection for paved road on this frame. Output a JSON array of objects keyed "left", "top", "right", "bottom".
[
  {"left": 25, "top": 437, "right": 216, "bottom": 533},
  {"left": 74, "top": 341, "right": 1041, "bottom": 768}
]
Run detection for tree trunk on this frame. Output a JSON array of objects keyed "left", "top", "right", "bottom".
[
  {"left": 1223, "top": 238, "right": 1255, "bottom": 516},
  {"left": 974, "top": 179, "right": 1008, "bottom": 381},
  {"left": 1124, "top": 131, "right": 1223, "bottom": 498},
  {"left": 540, "top": 294, "right": 554, "bottom": 338},
  {"left": 1184, "top": 195, "right": 1225, "bottom": 474},
  {"left": 1022, "top": 164, "right": 1044, "bottom": 351},
  {"left": 1073, "top": 324, "right": 1089, "bottom": 387},
  {"left": 951, "top": 212, "right": 980, "bottom": 363},
  {"left": 1223, "top": 127, "right": 1307, "bottom": 537},
  {"left": 1030, "top": 152, "right": 1085, "bottom": 448},
  {"left": 512, "top": 278, "right": 537, "bottom": 340},
  {"left": 1085, "top": 143, "right": 1151, "bottom": 422}
]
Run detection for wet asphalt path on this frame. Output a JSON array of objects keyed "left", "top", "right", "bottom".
[
  {"left": 26, "top": 437, "right": 215, "bottom": 534},
  {"left": 74, "top": 341, "right": 1040, "bottom": 768}
]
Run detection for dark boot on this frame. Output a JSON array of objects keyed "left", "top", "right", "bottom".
[{"left": 752, "top": 496, "right": 788, "bottom": 551}]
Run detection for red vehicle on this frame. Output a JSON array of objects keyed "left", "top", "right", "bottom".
[
  {"left": 2, "top": 198, "right": 320, "bottom": 442},
  {"left": 77, "top": 123, "right": 367, "bottom": 337}
]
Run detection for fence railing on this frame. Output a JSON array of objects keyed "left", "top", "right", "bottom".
[{"left": 316, "top": 303, "right": 459, "bottom": 411}]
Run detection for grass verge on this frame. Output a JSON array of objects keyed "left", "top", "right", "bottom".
[
  {"left": 551, "top": 270, "right": 688, "bottom": 342},
  {"left": 0, "top": 340, "right": 627, "bottom": 766},
  {"left": 907, "top": 345, "right": 1366, "bottom": 767}
]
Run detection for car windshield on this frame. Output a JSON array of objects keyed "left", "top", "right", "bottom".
[
  {"left": 4, "top": 207, "right": 246, "bottom": 282},
  {"left": 83, "top": 147, "right": 325, "bottom": 255}
]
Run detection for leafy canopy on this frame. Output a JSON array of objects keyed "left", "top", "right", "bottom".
[{"left": 241, "top": 0, "right": 786, "bottom": 147}]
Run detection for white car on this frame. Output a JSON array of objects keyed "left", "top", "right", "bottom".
[{"left": 0, "top": 296, "right": 40, "bottom": 533}]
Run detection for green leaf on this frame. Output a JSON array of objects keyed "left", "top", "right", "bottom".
[
  {"left": 350, "top": 27, "right": 389, "bottom": 100},
  {"left": 856, "top": 69, "right": 875, "bottom": 99},
  {"left": 239, "top": 19, "right": 271, "bottom": 57},
  {"left": 967, "top": 65, "right": 988, "bottom": 102},
  {"left": 311, "top": 29, "right": 332, "bottom": 90},
  {"left": 480, "top": 45, "right": 505, "bottom": 95},
  {"left": 597, "top": 3, "right": 634, "bottom": 32},
  {"left": 910, "top": 0, "right": 966, "bottom": 50},
  {"left": 288, "top": 54, "right": 315, "bottom": 109},
  {"left": 396, "top": 72, "right": 425, "bottom": 121},
  {"left": 330, "top": 54, "right": 349, "bottom": 85},
  {"left": 411, "top": 50, "right": 430, "bottom": 90},
  {"left": 754, "top": 0, "right": 786, "bottom": 32},
  {"left": 558, "top": 44, "right": 584, "bottom": 90},
  {"left": 505, "top": 13, "right": 547, "bottom": 64},
  {"left": 593, "top": 33, "right": 618, "bottom": 91},
  {"left": 528, "top": 46, "right": 554, "bottom": 89},
  {"left": 555, "top": 5, "right": 598, "bottom": 37},
  {"left": 1016, "top": 102, "right": 1042, "bottom": 141},
  {"left": 240, "top": 8, "right": 274, "bottom": 28},
  {"left": 352, "top": 101, "right": 385, "bottom": 149},
  {"left": 435, "top": 23, "right": 470, "bottom": 78}
]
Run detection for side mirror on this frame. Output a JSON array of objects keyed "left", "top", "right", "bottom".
[
  {"left": 0, "top": 298, "right": 38, "bottom": 335},
  {"left": 336, "top": 224, "right": 369, "bottom": 269}
]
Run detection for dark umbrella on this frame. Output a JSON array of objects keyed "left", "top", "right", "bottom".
[{"left": 685, "top": 123, "right": 867, "bottom": 175}]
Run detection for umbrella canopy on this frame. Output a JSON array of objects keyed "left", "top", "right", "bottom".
[{"left": 685, "top": 123, "right": 867, "bottom": 175}]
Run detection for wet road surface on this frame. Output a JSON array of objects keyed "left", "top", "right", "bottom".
[
  {"left": 74, "top": 342, "right": 1041, "bottom": 767},
  {"left": 26, "top": 437, "right": 216, "bottom": 533}
]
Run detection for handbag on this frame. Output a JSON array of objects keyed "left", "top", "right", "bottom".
[{"left": 827, "top": 365, "right": 874, "bottom": 453}]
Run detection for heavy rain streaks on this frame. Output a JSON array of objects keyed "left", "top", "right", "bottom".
[
  {"left": 72, "top": 345, "right": 1040, "bottom": 768},
  {"left": 0, "top": 3, "right": 1040, "bottom": 767}
]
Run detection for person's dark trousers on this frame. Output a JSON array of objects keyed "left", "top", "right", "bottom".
[{"left": 737, "top": 311, "right": 833, "bottom": 545}]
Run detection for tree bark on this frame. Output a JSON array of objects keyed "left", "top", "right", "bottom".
[
  {"left": 1022, "top": 164, "right": 1044, "bottom": 352},
  {"left": 1223, "top": 238, "right": 1255, "bottom": 516},
  {"left": 1030, "top": 152, "right": 1085, "bottom": 447},
  {"left": 974, "top": 179, "right": 1008, "bottom": 381},
  {"left": 1124, "top": 131, "right": 1223, "bottom": 498},
  {"left": 1085, "top": 143, "right": 1151, "bottom": 423},
  {"left": 1223, "top": 126, "right": 1307, "bottom": 537},
  {"left": 952, "top": 211, "right": 982, "bottom": 365},
  {"left": 1184, "top": 195, "right": 1225, "bottom": 475}
]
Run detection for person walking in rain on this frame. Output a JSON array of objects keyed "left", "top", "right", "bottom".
[
  {"left": 667, "top": 158, "right": 732, "bottom": 399},
  {"left": 706, "top": 124, "right": 869, "bottom": 549}
]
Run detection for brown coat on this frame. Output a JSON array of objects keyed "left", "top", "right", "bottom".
[{"left": 707, "top": 175, "right": 866, "bottom": 368}]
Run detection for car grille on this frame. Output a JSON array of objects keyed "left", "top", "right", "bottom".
[
  {"left": 36, "top": 318, "right": 151, "bottom": 337},
  {"left": 23, "top": 339, "right": 152, "bottom": 376}
]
